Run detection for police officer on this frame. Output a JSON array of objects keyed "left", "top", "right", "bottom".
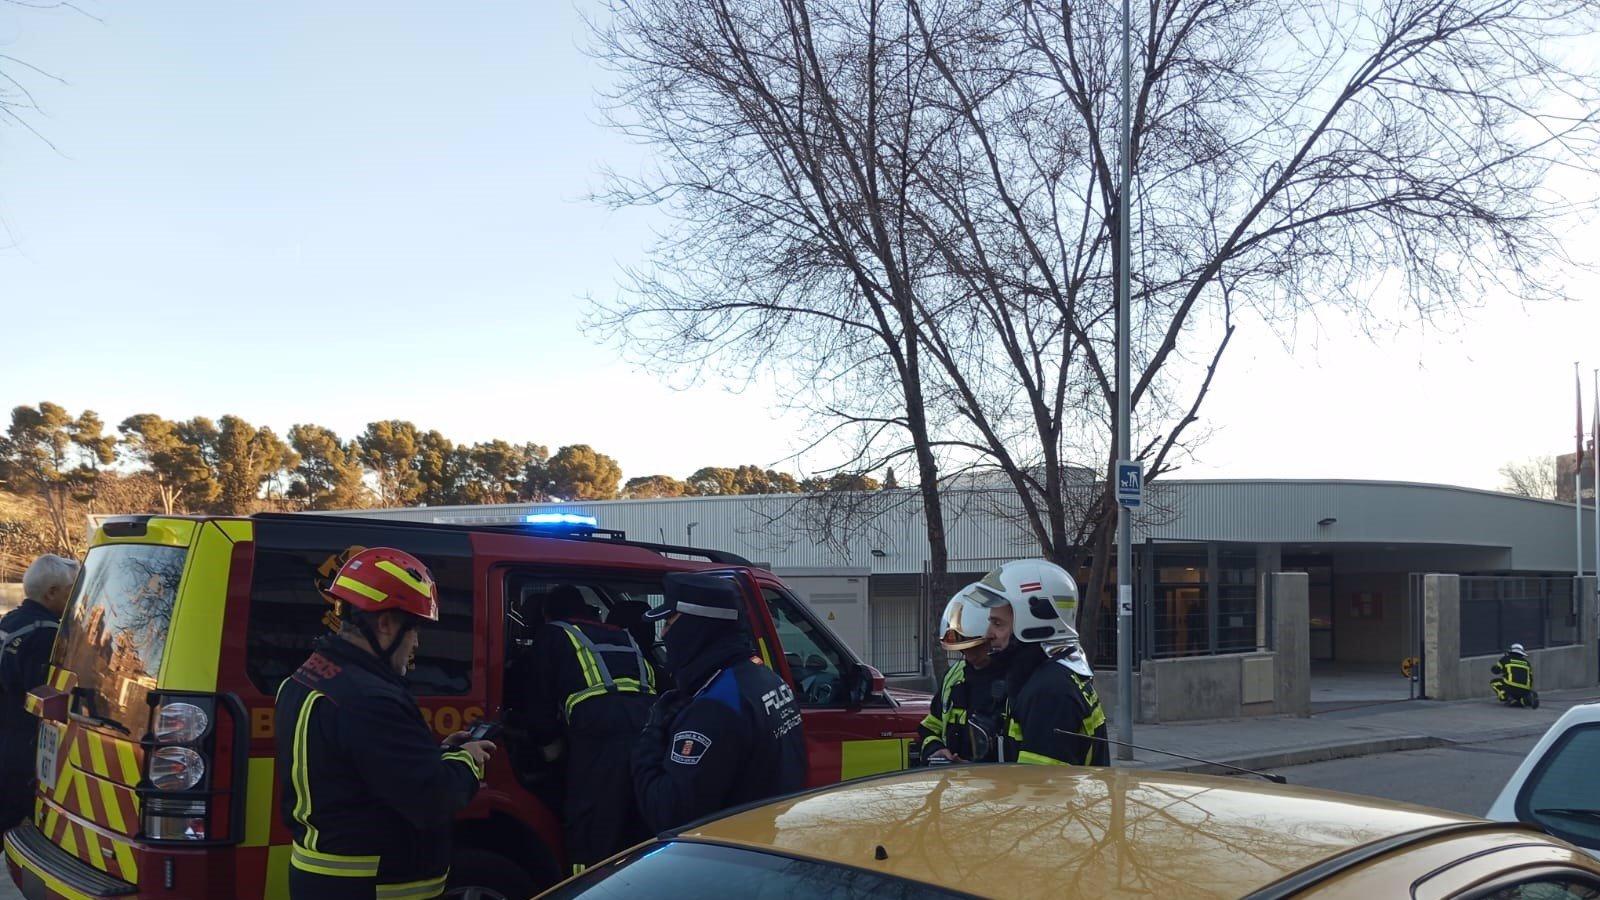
[
  {"left": 1491, "top": 643, "right": 1537, "bottom": 708},
  {"left": 524, "top": 585, "right": 655, "bottom": 875},
  {"left": 966, "top": 560, "right": 1108, "bottom": 767},
  {"left": 920, "top": 589, "right": 1007, "bottom": 765},
  {"left": 0, "top": 555, "right": 76, "bottom": 825},
  {"left": 275, "top": 548, "right": 493, "bottom": 900},
  {"left": 632, "top": 572, "right": 807, "bottom": 832}
]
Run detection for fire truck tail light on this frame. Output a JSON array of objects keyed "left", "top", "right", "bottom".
[
  {"left": 143, "top": 797, "right": 207, "bottom": 841},
  {"left": 148, "top": 746, "right": 206, "bottom": 791}
]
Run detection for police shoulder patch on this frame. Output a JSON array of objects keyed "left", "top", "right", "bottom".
[{"left": 670, "top": 730, "right": 712, "bottom": 766}]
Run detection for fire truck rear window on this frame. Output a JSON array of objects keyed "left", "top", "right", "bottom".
[
  {"left": 245, "top": 522, "right": 475, "bottom": 696},
  {"left": 51, "top": 543, "right": 186, "bottom": 737}
]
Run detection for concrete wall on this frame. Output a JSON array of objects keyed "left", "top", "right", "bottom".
[
  {"left": 1273, "top": 573, "right": 1312, "bottom": 716},
  {"left": 1135, "top": 573, "right": 1309, "bottom": 723},
  {"left": 1422, "top": 574, "right": 1460, "bottom": 699},
  {"left": 1458, "top": 645, "right": 1590, "bottom": 698},
  {"left": 1424, "top": 575, "right": 1596, "bottom": 700},
  {"left": 1331, "top": 572, "right": 1409, "bottom": 664}
]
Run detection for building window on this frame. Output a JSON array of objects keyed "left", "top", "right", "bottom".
[
  {"left": 1216, "top": 550, "right": 1257, "bottom": 653},
  {"left": 1152, "top": 551, "right": 1206, "bottom": 658}
]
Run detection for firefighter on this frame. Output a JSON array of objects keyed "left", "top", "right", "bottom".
[
  {"left": 920, "top": 589, "right": 1008, "bottom": 765},
  {"left": 967, "top": 559, "right": 1109, "bottom": 767},
  {"left": 1491, "top": 643, "right": 1538, "bottom": 708},
  {"left": 524, "top": 585, "right": 655, "bottom": 875},
  {"left": 275, "top": 548, "right": 493, "bottom": 900},
  {"left": 0, "top": 555, "right": 76, "bottom": 826},
  {"left": 632, "top": 572, "right": 807, "bottom": 832}
]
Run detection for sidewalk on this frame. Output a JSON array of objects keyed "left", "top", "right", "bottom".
[{"left": 1109, "top": 686, "right": 1600, "bottom": 774}]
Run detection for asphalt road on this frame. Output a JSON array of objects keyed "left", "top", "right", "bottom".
[{"left": 1268, "top": 732, "right": 1542, "bottom": 816}]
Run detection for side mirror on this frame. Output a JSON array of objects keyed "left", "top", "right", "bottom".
[{"left": 847, "top": 663, "right": 886, "bottom": 710}]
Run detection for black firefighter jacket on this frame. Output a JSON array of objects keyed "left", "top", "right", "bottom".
[{"left": 274, "top": 635, "right": 482, "bottom": 888}]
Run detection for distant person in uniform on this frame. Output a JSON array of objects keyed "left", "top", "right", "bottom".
[
  {"left": 1491, "top": 643, "right": 1537, "bottom": 708},
  {"left": 632, "top": 573, "right": 807, "bottom": 831},
  {"left": 0, "top": 555, "right": 77, "bottom": 826}
]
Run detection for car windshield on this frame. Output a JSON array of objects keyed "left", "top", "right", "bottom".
[{"left": 543, "top": 841, "right": 962, "bottom": 900}]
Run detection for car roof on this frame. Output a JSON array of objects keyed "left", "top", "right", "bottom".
[{"left": 676, "top": 765, "right": 1484, "bottom": 899}]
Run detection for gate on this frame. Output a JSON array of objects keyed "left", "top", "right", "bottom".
[{"left": 868, "top": 592, "right": 922, "bottom": 676}]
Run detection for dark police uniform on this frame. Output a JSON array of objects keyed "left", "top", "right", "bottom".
[
  {"left": 526, "top": 616, "right": 655, "bottom": 874},
  {"left": 0, "top": 599, "right": 59, "bottom": 825},
  {"left": 996, "top": 644, "right": 1109, "bottom": 767},
  {"left": 918, "top": 658, "right": 1007, "bottom": 763},
  {"left": 632, "top": 573, "right": 807, "bottom": 833},
  {"left": 275, "top": 635, "right": 482, "bottom": 900}
]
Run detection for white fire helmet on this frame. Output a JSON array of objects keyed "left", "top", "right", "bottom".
[
  {"left": 962, "top": 559, "right": 1081, "bottom": 645},
  {"left": 1510, "top": 643, "right": 1526, "bottom": 655},
  {"left": 939, "top": 588, "right": 990, "bottom": 651}
]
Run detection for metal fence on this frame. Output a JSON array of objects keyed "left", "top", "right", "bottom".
[
  {"left": 1459, "top": 576, "right": 1579, "bottom": 658},
  {"left": 869, "top": 593, "right": 923, "bottom": 676}
]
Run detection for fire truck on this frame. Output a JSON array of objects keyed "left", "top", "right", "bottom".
[{"left": 4, "top": 512, "right": 928, "bottom": 898}]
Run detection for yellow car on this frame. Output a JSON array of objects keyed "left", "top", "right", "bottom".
[{"left": 542, "top": 766, "right": 1600, "bottom": 899}]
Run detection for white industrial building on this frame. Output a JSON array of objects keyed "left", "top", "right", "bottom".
[{"left": 340, "top": 479, "right": 1597, "bottom": 681}]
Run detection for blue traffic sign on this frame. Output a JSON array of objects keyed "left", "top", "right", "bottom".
[{"left": 1115, "top": 460, "right": 1143, "bottom": 508}]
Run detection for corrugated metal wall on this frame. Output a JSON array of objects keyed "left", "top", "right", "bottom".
[{"left": 338, "top": 479, "right": 1596, "bottom": 574}]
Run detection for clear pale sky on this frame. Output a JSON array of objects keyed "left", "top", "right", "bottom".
[{"left": 2, "top": 3, "right": 1596, "bottom": 490}]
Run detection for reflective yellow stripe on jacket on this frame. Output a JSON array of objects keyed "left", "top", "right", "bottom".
[
  {"left": 557, "top": 623, "right": 651, "bottom": 719},
  {"left": 923, "top": 662, "right": 967, "bottom": 750},
  {"left": 291, "top": 843, "right": 380, "bottom": 878},
  {"left": 288, "top": 688, "right": 325, "bottom": 852},
  {"left": 1010, "top": 671, "right": 1106, "bottom": 766}
]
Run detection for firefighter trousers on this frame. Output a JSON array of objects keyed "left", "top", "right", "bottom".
[{"left": 563, "top": 694, "right": 652, "bottom": 874}]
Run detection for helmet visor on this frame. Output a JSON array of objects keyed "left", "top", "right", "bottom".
[{"left": 938, "top": 594, "right": 990, "bottom": 649}]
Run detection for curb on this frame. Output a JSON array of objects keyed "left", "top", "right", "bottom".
[{"left": 1117, "top": 735, "right": 1449, "bottom": 776}]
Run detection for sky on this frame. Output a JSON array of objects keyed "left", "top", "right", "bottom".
[{"left": 1, "top": 2, "right": 1596, "bottom": 491}]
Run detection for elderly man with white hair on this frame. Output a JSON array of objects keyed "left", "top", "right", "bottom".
[{"left": 0, "top": 554, "right": 79, "bottom": 824}]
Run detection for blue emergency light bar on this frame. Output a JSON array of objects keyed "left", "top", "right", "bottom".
[{"left": 524, "top": 512, "right": 599, "bottom": 529}]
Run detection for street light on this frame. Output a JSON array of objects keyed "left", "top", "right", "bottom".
[{"left": 686, "top": 522, "right": 700, "bottom": 544}]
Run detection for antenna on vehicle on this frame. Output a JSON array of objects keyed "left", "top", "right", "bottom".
[{"left": 1073, "top": 732, "right": 1288, "bottom": 784}]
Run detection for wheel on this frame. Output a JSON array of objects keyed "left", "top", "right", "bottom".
[
  {"left": 1528, "top": 691, "right": 1540, "bottom": 709},
  {"left": 444, "top": 848, "right": 540, "bottom": 900}
]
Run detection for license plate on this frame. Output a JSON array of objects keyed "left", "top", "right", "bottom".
[{"left": 36, "top": 723, "right": 61, "bottom": 794}]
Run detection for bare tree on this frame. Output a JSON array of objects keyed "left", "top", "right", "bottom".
[
  {"left": 588, "top": 0, "right": 968, "bottom": 652},
  {"left": 591, "top": 0, "right": 1599, "bottom": 662},
  {"left": 1499, "top": 456, "right": 1559, "bottom": 500}
]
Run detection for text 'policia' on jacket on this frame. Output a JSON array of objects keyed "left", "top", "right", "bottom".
[
  {"left": 275, "top": 635, "right": 482, "bottom": 896},
  {"left": 1, "top": 514, "right": 928, "bottom": 900},
  {"left": 633, "top": 651, "right": 807, "bottom": 833}
]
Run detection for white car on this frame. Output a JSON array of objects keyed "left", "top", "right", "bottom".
[{"left": 1487, "top": 701, "right": 1600, "bottom": 857}]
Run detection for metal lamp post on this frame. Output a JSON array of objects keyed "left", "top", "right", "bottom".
[{"left": 1115, "top": 0, "right": 1136, "bottom": 760}]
